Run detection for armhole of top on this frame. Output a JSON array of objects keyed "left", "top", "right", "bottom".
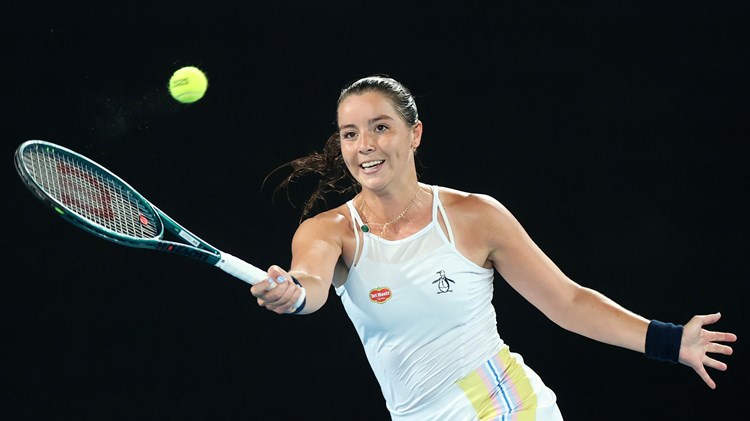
[
  {"left": 432, "top": 185, "right": 456, "bottom": 245},
  {"left": 345, "top": 201, "right": 365, "bottom": 266}
]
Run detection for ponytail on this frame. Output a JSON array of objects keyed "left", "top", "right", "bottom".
[{"left": 269, "top": 131, "right": 359, "bottom": 222}]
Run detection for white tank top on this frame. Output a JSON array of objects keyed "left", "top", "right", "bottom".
[{"left": 336, "top": 185, "right": 503, "bottom": 417}]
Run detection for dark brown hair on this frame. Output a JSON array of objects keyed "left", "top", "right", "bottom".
[{"left": 272, "top": 75, "right": 419, "bottom": 221}]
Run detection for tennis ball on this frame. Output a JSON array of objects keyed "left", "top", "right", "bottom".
[{"left": 168, "top": 66, "right": 208, "bottom": 103}]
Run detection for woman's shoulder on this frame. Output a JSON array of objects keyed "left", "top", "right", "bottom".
[
  {"left": 435, "top": 185, "right": 515, "bottom": 223},
  {"left": 435, "top": 185, "right": 505, "bottom": 209},
  {"left": 297, "top": 202, "right": 354, "bottom": 234}
]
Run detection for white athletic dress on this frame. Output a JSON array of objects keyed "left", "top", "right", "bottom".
[{"left": 335, "top": 185, "right": 563, "bottom": 420}]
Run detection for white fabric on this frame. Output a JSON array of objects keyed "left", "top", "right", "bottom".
[{"left": 336, "top": 185, "right": 503, "bottom": 417}]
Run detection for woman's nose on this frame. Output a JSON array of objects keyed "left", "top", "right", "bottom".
[{"left": 359, "top": 133, "right": 375, "bottom": 153}]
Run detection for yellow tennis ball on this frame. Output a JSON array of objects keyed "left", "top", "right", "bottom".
[{"left": 168, "top": 66, "right": 208, "bottom": 103}]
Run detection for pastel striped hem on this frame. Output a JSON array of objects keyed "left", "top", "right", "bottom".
[{"left": 457, "top": 347, "right": 538, "bottom": 420}]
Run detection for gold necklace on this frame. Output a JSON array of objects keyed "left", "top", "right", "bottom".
[{"left": 359, "top": 186, "right": 423, "bottom": 235}]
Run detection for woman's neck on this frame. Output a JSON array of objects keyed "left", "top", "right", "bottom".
[{"left": 358, "top": 183, "right": 430, "bottom": 236}]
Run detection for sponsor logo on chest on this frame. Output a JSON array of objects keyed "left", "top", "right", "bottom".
[
  {"left": 369, "top": 287, "right": 392, "bottom": 303},
  {"left": 367, "top": 269, "right": 457, "bottom": 303}
]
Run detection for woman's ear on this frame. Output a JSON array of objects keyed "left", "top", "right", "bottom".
[{"left": 411, "top": 120, "right": 423, "bottom": 149}]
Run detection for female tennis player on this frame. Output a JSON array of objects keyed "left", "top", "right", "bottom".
[{"left": 250, "top": 75, "right": 736, "bottom": 420}]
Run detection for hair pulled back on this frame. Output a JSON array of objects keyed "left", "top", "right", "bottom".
[{"left": 273, "top": 75, "right": 419, "bottom": 221}]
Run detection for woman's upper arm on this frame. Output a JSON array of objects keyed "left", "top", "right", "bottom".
[
  {"left": 481, "top": 196, "right": 580, "bottom": 322},
  {"left": 287, "top": 213, "right": 346, "bottom": 308}
]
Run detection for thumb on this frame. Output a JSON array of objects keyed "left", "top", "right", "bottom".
[{"left": 695, "top": 312, "right": 722, "bottom": 327}]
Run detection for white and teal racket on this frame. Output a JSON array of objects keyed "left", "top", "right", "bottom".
[{"left": 15, "top": 140, "right": 305, "bottom": 311}]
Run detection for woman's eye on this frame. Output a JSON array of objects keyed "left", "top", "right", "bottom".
[
  {"left": 341, "top": 131, "right": 356, "bottom": 140},
  {"left": 375, "top": 124, "right": 388, "bottom": 133}
]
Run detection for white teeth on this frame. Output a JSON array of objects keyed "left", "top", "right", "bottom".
[{"left": 361, "top": 160, "right": 384, "bottom": 169}]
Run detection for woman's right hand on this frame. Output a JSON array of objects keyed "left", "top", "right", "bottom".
[{"left": 250, "top": 265, "right": 305, "bottom": 314}]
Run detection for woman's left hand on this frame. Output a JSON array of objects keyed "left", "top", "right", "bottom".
[{"left": 679, "top": 312, "right": 737, "bottom": 389}]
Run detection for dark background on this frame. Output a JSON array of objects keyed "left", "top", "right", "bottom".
[{"left": 3, "top": 2, "right": 746, "bottom": 419}]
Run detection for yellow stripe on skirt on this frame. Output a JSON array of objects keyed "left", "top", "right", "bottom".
[{"left": 457, "top": 347, "right": 538, "bottom": 420}]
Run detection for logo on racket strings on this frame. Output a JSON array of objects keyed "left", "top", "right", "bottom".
[{"left": 57, "top": 163, "right": 114, "bottom": 220}]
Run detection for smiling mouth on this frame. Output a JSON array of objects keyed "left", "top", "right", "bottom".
[{"left": 360, "top": 160, "right": 384, "bottom": 169}]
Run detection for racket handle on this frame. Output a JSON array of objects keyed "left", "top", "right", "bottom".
[
  {"left": 216, "top": 252, "right": 307, "bottom": 312},
  {"left": 216, "top": 252, "right": 268, "bottom": 284}
]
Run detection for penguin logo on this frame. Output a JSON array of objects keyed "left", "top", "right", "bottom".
[{"left": 432, "top": 270, "right": 455, "bottom": 294}]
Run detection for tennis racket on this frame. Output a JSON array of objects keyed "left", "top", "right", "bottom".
[{"left": 14, "top": 140, "right": 305, "bottom": 311}]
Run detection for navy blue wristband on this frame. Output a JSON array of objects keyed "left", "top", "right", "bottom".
[
  {"left": 289, "top": 276, "right": 306, "bottom": 315},
  {"left": 645, "top": 320, "right": 683, "bottom": 363}
]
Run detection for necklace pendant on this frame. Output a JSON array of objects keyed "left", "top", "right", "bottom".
[{"left": 361, "top": 224, "right": 370, "bottom": 233}]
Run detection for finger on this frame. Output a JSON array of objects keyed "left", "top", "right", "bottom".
[
  {"left": 271, "top": 279, "right": 301, "bottom": 314},
  {"left": 266, "top": 284, "right": 302, "bottom": 314},
  {"left": 703, "top": 356, "right": 728, "bottom": 372},
  {"left": 694, "top": 366, "right": 717, "bottom": 389},
  {"left": 253, "top": 278, "right": 290, "bottom": 310},
  {"left": 265, "top": 277, "right": 278, "bottom": 291},
  {"left": 264, "top": 266, "right": 289, "bottom": 293},
  {"left": 250, "top": 278, "right": 277, "bottom": 297},
  {"left": 709, "top": 331, "right": 738, "bottom": 343},
  {"left": 266, "top": 265, "right": 287, "bottom": 281},
  {"left": 708, "top": 342, "right": 734, "bottom": 356},
  {"left": 284, "top": 283, "right": 305, "bottom": 314},
  {"left": 263, "top": 276, "right": 296, "bottom": 311},
  {"left": 698, "top": 312, "right": 722, "bottom": 327}
]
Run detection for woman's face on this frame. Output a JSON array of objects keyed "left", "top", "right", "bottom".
[{"left": 337, "top": 91, "right": 421, "bottom": 193}]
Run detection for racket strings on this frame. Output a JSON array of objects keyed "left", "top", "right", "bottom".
[{"left": 22, "top": 147, "right": 159, "bottom": 239}]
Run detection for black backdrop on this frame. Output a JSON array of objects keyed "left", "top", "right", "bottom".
[{"left": 4, "top": 3, "right": 746, "bottom": 420}]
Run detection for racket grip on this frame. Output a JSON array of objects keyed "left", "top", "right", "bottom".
[
  {"left": 216, "top": 252, "right": 307, "bottom": 312},
  {"left": 216, "top": 253, "right": 268, "bottom": 284}
]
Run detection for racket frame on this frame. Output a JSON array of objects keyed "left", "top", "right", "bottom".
[
  {"left": 15, "top": 140, "right": 224, "bottom": 265},
  {"left": 15, "top": 140, "right": 306, "bottom": 311}
]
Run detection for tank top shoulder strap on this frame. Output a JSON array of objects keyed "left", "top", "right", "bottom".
[
  {"left": 430, "top": 185, "right": 456, "bottom": 244},
  {"left": 345, "top": 200, "right": 364, "bottom": 266}
]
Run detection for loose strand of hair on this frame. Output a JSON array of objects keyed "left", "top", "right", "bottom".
[{"left": 266, "top": 131, "right": 359, "bottom": 223}]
